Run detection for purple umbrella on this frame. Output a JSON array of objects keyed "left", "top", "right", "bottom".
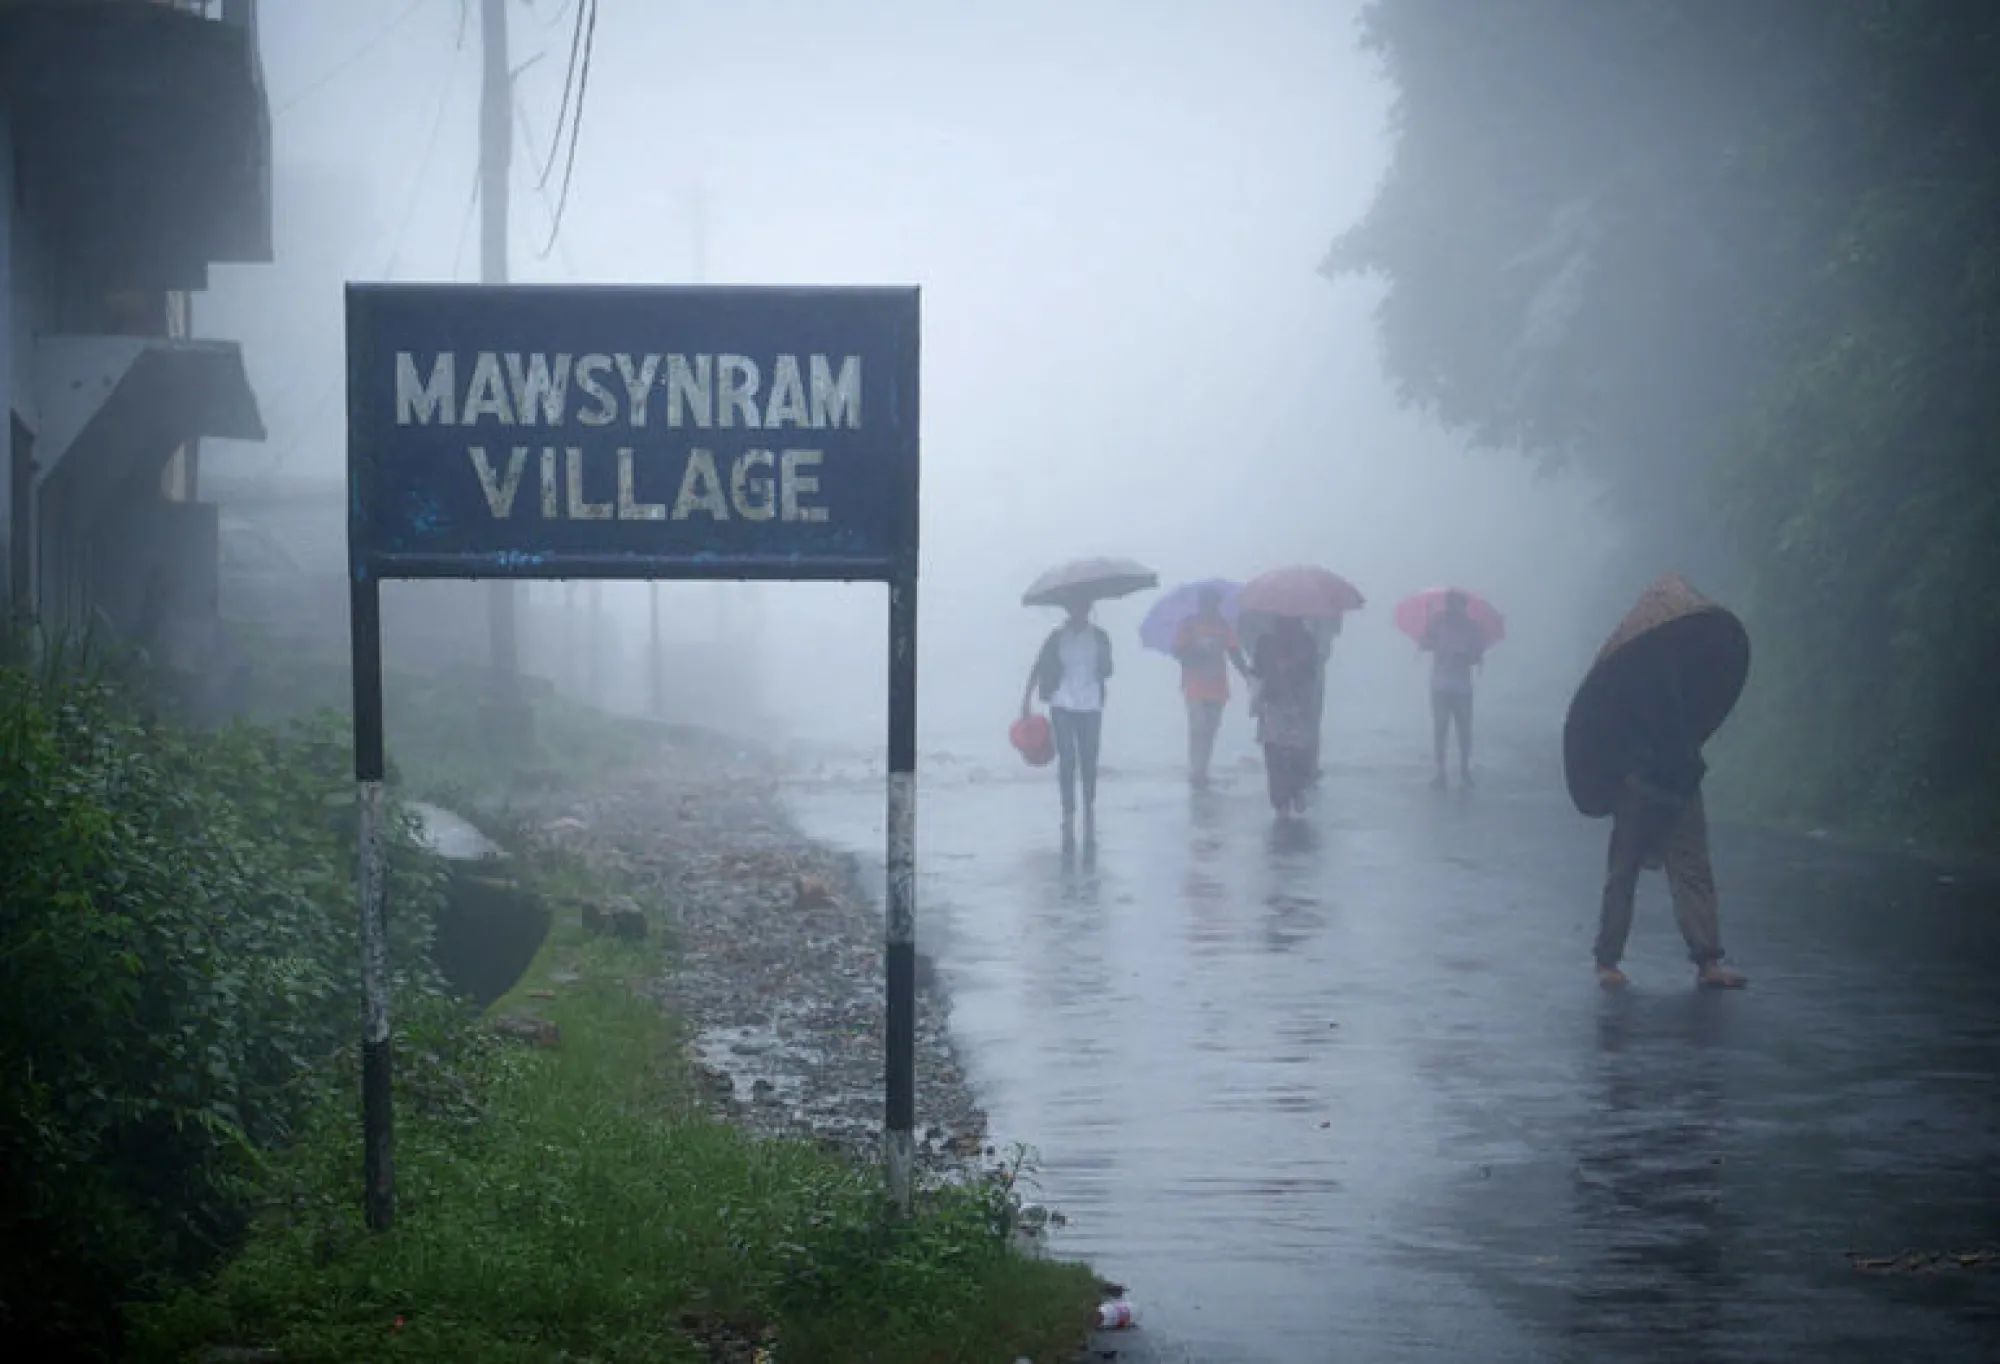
[{"left": 1140, "top": 579, "right": 1243, "bottom": 655}]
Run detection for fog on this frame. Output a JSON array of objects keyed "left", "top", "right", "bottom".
[{"left": 203, "top": 0, "right": 1618, "bottom": 763}]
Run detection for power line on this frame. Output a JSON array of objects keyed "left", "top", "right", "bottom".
[
  {"left": 448, "top": 160, "right": 482, "bottom": 279},
  {"left": 536, "top": 0, "right": 590, "bottom": 189},
  {"left": 510, "top": 41, "right": 562, "bottom": 168},
  {"left": 318, "top": 7, "right": 467, "bottom": 284},
  {"left": 274, "top": 0, "right": 429, "bottom": 114},
  {"left": 268, "top": 374, "right": 344, "bottom": 471},
  {"left": 254, "top": 13, "right": 467, "bottom": 446},
  {"left": 379, "top": 31, "right": 474, "bottom": 278},
  {"left": 259, "top": 2, "right": 478, "bottom": 474},
  {"left": 512, "top": 94, "right": 580, "bottom": 276},
  {"left": 538, "top": 0, "right": 596, "bottom": 258}
]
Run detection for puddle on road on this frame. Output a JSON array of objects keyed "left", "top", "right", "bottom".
[{"left": 787, "top": 756, "right": 2000, "bottom": 1363}]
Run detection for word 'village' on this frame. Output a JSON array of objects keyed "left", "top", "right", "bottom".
[{"left": 393, "top": 350, "right": 866, "bottom": 523}]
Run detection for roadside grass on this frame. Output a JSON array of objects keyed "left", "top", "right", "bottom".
[{"left": 132, "top": 853, "right": 1099, "bottom": 1364}]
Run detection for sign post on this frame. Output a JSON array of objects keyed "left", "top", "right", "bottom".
[{"left": 346, "top": 284, "right": 920, "bottom": 1228}]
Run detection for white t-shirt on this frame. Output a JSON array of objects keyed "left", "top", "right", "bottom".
[
  {"left": 1051, "top": 624, "right": 1104, "bottom": 712},
  {"left": 1428, "top": 614, "right": 1485, "bottom": 696}
]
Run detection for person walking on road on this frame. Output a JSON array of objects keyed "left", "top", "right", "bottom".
[
  {"left": 1238, "top": 567, "right": 1365, "bottom": 796},
  {"left": 1564, "top": 574, "right": 1749, "bottom": 991},
  {"left": 1422, "top": 590, "right": 1487, "bottom": 788},
  {"left": 1173, "top": 585, "right": 1249, "bottom": 787},
  {"left": 1022, "top": 601, "right": 1114, "bottom": 837},
  {"left": 1304, "top": 617, "right": 1338, "bottom": 783},
  {"left": 1250, "top": 615, "right": 1319, "bottom": 817}
]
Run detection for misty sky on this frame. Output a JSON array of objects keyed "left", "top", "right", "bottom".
[{"left": 204, "top": 0, "right": 1617, "bottom": 758}]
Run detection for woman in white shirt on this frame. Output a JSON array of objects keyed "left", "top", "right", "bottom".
[{"left": 1020, "top": 602, "right": 1114, "bottom": 833}]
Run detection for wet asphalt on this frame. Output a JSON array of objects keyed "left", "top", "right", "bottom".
[{"left": 786, "top": 722, "right": 2000, "bottom": 1362}]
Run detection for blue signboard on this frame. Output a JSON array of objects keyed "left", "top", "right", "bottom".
[
  {"left": 346, "top": 284, "right": 919, "bottom": 581},
  {"left": 343, "top": 283, "right": 927, "bottom": 1230}
]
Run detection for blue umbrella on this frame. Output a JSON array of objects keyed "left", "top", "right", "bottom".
[{"left": 1140, "top": 579, "right": 1243, "bottom": 655}]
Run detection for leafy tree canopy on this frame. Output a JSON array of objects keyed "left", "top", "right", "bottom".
[{"left": 1333, "top": 0, "right": 2000, "bottom": 843}]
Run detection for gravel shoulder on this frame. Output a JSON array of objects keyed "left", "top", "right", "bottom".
[
  {"left": 535, "top": 755, "right": 995, "bottom": 1177},
  {"left": 533, "top": 744, "right": 1172, "bottom": 1360}
]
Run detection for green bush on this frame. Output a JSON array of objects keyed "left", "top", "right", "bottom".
[
  {"left": 133, "top": 934, "right": 1099, "bottom": 1364},
  {"left": 3, "top": 664, "right": 1098, "bottom": 1361},
  {"left": 0, "top": 667, "right": 446, "bottom": 1357}
]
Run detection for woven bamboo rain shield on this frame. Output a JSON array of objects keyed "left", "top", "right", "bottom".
[{"left": 1562, "top": 574, "right": 1751, "bottom": 817}]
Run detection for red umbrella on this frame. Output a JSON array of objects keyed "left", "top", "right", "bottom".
[
  {"left": 1395, "top": 588, "right": 1505, "bottom": 649},
  {"left": 1238, "top": 565, "right": 1365, "bottom": 620}
]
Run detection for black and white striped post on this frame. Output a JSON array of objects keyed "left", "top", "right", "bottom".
[
  {"left": 884, "top": 571, "right": 918, "bottom": 1212},
  {"left": 349, "top": 573, "right": 394, "bottom": 1232}
]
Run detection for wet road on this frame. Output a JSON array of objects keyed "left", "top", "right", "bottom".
[{"left": 787, "top": 724, "right": 2000, "bottom": 1362}]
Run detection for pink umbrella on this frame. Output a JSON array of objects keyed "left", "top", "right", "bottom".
[
  {"left": 1395, "top": 588, "right": 1505, "bottom": 649},
  {"left": 1238, "top": 565, "right": 1365, "bottom": 620}
]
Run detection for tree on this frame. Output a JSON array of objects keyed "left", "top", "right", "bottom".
[{"left": 1332, "top": 0, "right": 2000, "bottom": 843}]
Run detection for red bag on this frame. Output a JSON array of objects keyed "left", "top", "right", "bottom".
[{"left": 1010, "top": 713, "right": 1054, "bottom": 767}]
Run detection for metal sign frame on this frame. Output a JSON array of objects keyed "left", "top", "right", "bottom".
[{"left": 345, "top": 283, "right": 920, "bottom": 1229}]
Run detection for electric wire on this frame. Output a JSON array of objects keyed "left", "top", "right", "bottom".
[
  {"left": 275, "top": 0, "right": 429, "bottom": 114},
  {"left": 537, "top": 0, "right": 596, "bottom": 258}
]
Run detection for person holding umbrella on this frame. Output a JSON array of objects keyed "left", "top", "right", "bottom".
[
  {"left": 1239, "top": 567, "right": 1364, "bottom": 813},
  {"left": 1174, "top": 585, "right": 1250, "bottom": 787},
  {"left": 1141, "top": 580, "right": 1250, "bottom": 787},
  {"left": 1238, "top": 566, "right": 1365, "bottom": 792},
  {"left": 1248, "top": 615, "right": 1321, "bottom": 816},
  {"left": 1303, "top": 616, "right": 1341, "bottom": 783},
  {"left": 1398, "top": 588, "right": 1505, "bottom": 789},
  {"left": 1020, "top": 557, "right": 1157, "bottom": 837},
  {"left": 1564, "top": 574, "right": 1749, "bottom": 991}
]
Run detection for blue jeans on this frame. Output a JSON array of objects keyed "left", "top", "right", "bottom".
[{"left": 1051, "top": 707, "right": 1102, "bottom": 818}]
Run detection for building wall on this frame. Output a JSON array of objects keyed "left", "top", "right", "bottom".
[
  {"left": 1, "top": 107, "right": 12, "bottom": 613},
  {"left": 1, "top": 102, "right": 67, "bottom": 619},
  {"left": 5, "top": 118, "right": 56, "bottom": 437},
  {"left": 1, "top": 4, "right": 269, "bottom": 642}
]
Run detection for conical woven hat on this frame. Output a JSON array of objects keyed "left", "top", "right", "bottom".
[{"left": 1562, "top": 574, "right": 1750, "bottom": 817}]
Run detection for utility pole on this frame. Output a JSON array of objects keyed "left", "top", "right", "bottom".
[
  {"left": 648, "top": 185, "right": 708, "bottom": 718},
  {"left": 648, "top": 583, "right": 663, "bottom": 717},
  {"left": 565, "top": 581, "right": 579, "bottom": 693},
  {"left": 480, "top": 0, "right": 523, "bottom": 726},
  {"left": 590, "top": 580, "right": 604, "bottom": 707},
  {"left": 688, "top": 187, "right": 762, "bottom": 727},
  {"left": 694, "top": 187, "right": 734, "bottom": 645}
]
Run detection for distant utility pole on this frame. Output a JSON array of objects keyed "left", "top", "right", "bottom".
[
  {"left": 648, "top": 583, "right": 663, "bottom": 717},
  {"left": 565, "top": 581, "right": 579, "bottom": 693},
  {"left": 480, "top": 0, "right": 523, "bottom": 719},
  {"left": 584, "top": 576, "right": 600, "bottom": 700},
  {"left": 687, "top": 187, "right": 762, "bottom": 724},
  {"left": 648, "top": 184, "right": 708, "bottom": 718}
]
